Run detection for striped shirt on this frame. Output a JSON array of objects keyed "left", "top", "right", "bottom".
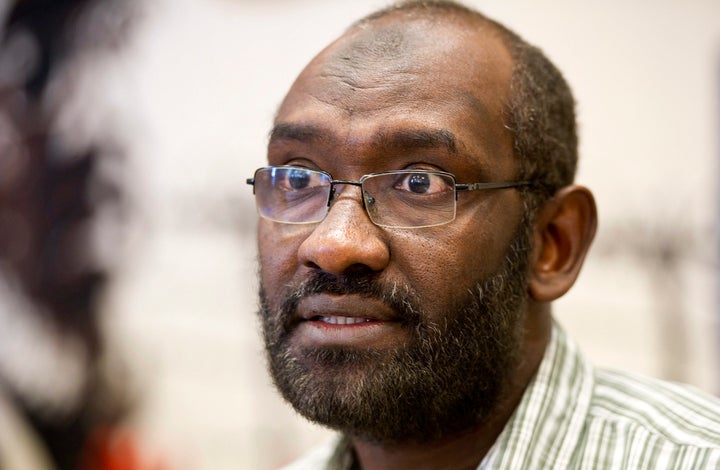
[{"left": 283, "top": 323, "right": 720, "bottom": 469}]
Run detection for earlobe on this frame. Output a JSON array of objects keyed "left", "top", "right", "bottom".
[{"left": 528, "top": 185, "right": 597, "bottom": 302}]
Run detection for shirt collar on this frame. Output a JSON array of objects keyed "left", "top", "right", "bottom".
[{"left": 479, "top": 321, "right": 594, "bottom": 469}]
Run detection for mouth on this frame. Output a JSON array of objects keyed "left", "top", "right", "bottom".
[
  {"left": 310, "top": 315, "right": 374, "bottom": 325},
  {"left": 291, "top": 294, "right": 407, "bottom": 348}
]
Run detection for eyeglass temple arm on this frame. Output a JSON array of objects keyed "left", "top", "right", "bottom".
[
  {"left": 246, "top": 178, "right": 256, "bottom": 194},
  {"left": 456, "top": 181, "right": 534, "bottom": 191},
  {"left": 455, "top": 181, "right": 535, "bottom": 201}
]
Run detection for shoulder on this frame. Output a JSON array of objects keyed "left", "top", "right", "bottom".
[{"left": 590, "top": 368, "right": 720, "bottom": 446}]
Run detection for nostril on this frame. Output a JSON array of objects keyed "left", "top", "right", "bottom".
[
  {"left": 304, "top": 260, "right": 321, "bottom": 270},
  {"left": 344, "top": 263, "right": 378, "bottom": 275}
]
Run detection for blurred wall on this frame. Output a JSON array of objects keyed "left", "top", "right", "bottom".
[{"left": 79, "top": 0, "right": 720, "bottom": 468}]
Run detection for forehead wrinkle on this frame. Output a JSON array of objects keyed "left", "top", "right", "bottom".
[
  {"left": 319, "top": 21, "right": 430, "bottom": 91},
  {"left": 329, "top": 23, "right": 414, "bottom": 70}
]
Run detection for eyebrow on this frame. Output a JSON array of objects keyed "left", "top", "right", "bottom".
[
  {"left": 375, "top": 128, "right": 458, "bottom": 154},
  {"left": 269, "top": 123, "right": 332, "bottom": 145},
  {"left": 270, "top": 123, "right": 458, "bottom": 155}
]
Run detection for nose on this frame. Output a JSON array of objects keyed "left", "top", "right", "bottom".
[{"left": 297, "top": 190, "right": 390, "bottom": 275}]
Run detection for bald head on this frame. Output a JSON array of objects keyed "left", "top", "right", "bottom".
[{"left": 276, "top": 7, "right": 518, "bottom": 175}]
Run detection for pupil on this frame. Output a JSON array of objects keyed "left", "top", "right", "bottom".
[
  {"left": 408, "top": 173, "right": 430, "bottom": 193},
  {"left": 288, "top": 169, "right": 311, "bottom": 189}
]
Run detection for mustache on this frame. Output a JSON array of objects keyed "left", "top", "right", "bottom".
[{"left": 278, "top": 271, "right": 423, "bottom": 326}]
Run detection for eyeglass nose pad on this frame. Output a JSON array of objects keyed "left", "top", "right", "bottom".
[
  {"left": 327, "top": 186, "right": 337, "bottom": 207},
  {"left": 362, "top": 192, "right": 378, "bottom": 220}
]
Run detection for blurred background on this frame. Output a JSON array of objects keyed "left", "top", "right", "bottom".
[{"left": 0, "top": 0, "right": 718, "bottom": 469}]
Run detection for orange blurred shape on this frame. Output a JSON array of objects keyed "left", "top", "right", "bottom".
[{"left": 81, "top": 427, "right": 167, "bottom": 470}]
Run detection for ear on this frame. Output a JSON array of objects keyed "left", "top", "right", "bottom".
[{"left": 528, "top": 185, "right": 597, "bottom": 302}]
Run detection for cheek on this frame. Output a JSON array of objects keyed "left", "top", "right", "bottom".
[
  {"left": 388, "top": 220, "right": 511, "bottom": 308},
  {"left": 257, "top": 221, "right": 311, "bottom": 290}
]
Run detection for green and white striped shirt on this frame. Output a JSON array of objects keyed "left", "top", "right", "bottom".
[
  {"left": 480, "top": 324, "right": 720, "bottom": 469},
  {"left": 284, "top": 323, "right": 720, "bottom": 469}
]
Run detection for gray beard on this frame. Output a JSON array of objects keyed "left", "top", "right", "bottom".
[{"left": 259, "top": 215, "right": 532, "bottom": 444}]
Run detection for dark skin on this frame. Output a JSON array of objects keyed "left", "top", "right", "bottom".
[{"left": 258, "top": 12, "right": 597, "bottom": 470}]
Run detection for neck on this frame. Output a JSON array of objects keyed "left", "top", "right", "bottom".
[
  {"left": 351, "top": 412, "right": 510, "bottom": 470},
  {"left": 351, "top": 305, "right": 552, "bottom": 470}
]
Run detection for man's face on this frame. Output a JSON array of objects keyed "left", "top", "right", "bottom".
[{"left": 257, "top": 16, "right": 532, "bottom": 443}]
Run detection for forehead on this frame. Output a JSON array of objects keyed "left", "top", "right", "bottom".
[{"left": 272, "top": 13, "right": 515, "bottom": 177}]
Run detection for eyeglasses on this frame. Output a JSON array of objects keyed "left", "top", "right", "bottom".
[{"left": 246, "top": 166, "right": 533, "bottom": 229}]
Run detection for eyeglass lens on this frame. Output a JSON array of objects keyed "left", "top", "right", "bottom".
[
  {"left": 253, "top": 167, "right": 331, "bottom": 223},
  {"left": 252, "top": 167, "right": 458, "bottom": 228}
]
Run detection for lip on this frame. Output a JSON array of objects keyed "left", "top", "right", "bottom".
[
  {"left": 297, "top": 294, "right": 398, "bottom": 322},
  {"left": 292, "top": 294, "right": 407, "bottom": 348}
]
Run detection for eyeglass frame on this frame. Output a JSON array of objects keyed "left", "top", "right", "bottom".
[{"left": 246, "top": 165, "right": 535, "bottom": 228}]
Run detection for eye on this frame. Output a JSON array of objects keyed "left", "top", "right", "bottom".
[
  {"left": 287, "top": 168, "right": 311, "bottom": 189},
  {"left": 273, "top": 167, "right": 322, "bottom": 192},
  {"left": 394, "top": 172, "right": 452, "bottom": 195}
]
